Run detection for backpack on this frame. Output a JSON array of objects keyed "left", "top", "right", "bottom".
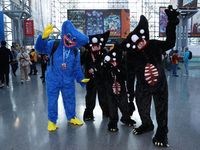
[
  {"left": 188, "top": 51, "right": 192, "bottom": 59},
  {"left": 48, "top": 39, "right": 77, "bottom": 66}
]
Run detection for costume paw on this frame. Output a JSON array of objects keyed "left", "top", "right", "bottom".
[
  {"left": 47, "top": 120, "right": 59, "bottom": 131},
  {"left": 120, "top": 117, "right": 136, "bottom": 127},
  {"left": 165, "top": 5, "right": 180, "bottom": 25},
  {"left": 83, "top": 110, "right": 94, "bottom": 121},
  {"left": 68, "top": 117, "right": 83, "bottom": 125},
  {"left": 81, "top": 78, "right": 90, "bottom": 83},
  {"left": 42, "top": 24, "right": 54, "bottom": 39},
  {"left": 133, "top": 124, "right": 154, "bottom": 135},
  {"left": 153, "top": 133, "right": 169, "bottom": 147},
  {"left": 108, "top": 121, "right": 119, "bottom": 132}
]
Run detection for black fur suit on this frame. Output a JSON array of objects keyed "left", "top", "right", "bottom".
[
  {"left": 103, "top": 46, "right": 136, "bottom": 131},
  {"left": 118, "top": 6, "right": 180, "bottom": 147},
  {"left": 81, "top": 31, "right": 110, "bottom": 121}
]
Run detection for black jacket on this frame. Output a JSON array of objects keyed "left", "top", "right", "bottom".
[{"left": 0, "top": 46, "right": 13, "bottom": 65}]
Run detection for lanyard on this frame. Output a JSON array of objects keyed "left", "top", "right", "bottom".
[{"left": 63, "top": 46, "right": 70, "bottom": 63}]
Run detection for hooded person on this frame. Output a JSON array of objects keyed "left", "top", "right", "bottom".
[
  {"left": 35, "top": 20, "right": 90, "bottom": 131},
  {"left": 117, "top": 5, "right": 180, "bottom": 147}
]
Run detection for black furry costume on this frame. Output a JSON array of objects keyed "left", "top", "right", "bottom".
[
  {"left": 81, "top": 31, "right": 110, "bottom": 120},
  {"left": 103, "top": 46, "right": 136, "bottom": 132},
  {"left": 118, "top": 6, "right": 180, "bottom": 147}
]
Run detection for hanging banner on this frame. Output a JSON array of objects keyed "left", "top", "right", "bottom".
[
  {"left": 0, "top": 11, "right": 5, "bottom": 44},
  {"left": 24, "top": 20, "right": 34, "bottom": 36}
]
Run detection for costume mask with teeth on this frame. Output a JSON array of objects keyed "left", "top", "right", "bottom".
[
  {"left": 83, "top": 31, "right": 110, "bottom": 53},
  {"left": 120, "top": 15, "right": 149, "bottom": 52}
]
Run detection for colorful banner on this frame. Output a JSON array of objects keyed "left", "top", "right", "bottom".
[
  {"left": 0, "top": 11, "right": 5, "bottom": 44},
  {"left": 159, "top": 7, "right": 168, "bottom": 37},
  {"left": 24, "top": 20, "right": 34, "bottom": 36}
]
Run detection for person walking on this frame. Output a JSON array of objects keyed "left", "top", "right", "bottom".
[
  {"left": 172, "top": 50, "right": 180, "bottom": 77},
  {"left": 0, "top": 41, "right": 13, "bottom": 88},
  {"left": 29, "top": 48, "right": 38, "bottom": 75},
  {"left": 40, "top": 54, "right": 49, "bottom": 83},
  {"left": 183, "top": 46, "right": 190, "bottom": 77},
  {"left": 17, "top": 47, "right": 31, "bottom": 83},
  {"left": 10, "top": 46, "right": 18, "bottom": 76}
]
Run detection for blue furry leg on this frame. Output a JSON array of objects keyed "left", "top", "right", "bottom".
[
  {"left": 47, "top": 85, "right": 60, "bottom": 124},
  {"left": 61, "top": 82, "right": 76, "bottom": 121}
]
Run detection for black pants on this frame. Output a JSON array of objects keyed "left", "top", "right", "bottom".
[
  {"left": 0, "top": 64, "right": 10, "bottom": 85},
  {"left": 85, "top": 79, "right": 109, "bottom": 116},
  {"left": 41, "top": 62, "right": 47, "bottom": 78},
  {"left": 29, "top": 61, "right": 37, "bottom": 74},
  {"left": 11, "top": 62, "right": 18, "bottom": 74}
]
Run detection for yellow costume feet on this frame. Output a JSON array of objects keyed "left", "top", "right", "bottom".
[
  {"left": 68, "top": 117, "right": 83, "bottom": 125},
  {"left": 47, "top": 120, "right": 59, "bottom": 131}
]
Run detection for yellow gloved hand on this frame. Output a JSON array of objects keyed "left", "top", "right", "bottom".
[
  {"left": 42, "top": 24, "right": 54, "bottom": 39},
  {"left": 81, "top": 78, "right": 90, "bottom": 83}
]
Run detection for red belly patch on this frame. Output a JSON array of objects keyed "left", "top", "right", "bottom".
[
  {"left": 144, "top": 63, "right": 159, "bottom": 86},
  {"left": 112, "top": 81, "right": 121, "bottom": 95}
]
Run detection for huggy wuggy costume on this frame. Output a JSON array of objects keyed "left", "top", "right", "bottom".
[{"left": 35, "top": 20, "right": 90, "bottom": 131}]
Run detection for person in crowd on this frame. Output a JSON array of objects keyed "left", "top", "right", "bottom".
[
  {"left": 29, "top": 48, "right": 38, "bottom": 75},
  {"left": 10, "top": 46, "right": 18, "bottom": 76},
  {"left": 0, "top": 41, "right": 13, "bottom": 88},
  {"left": 39, "top": 54, "right": 49, "bottom": 83},
  {"left": 169, "top": 48, "right": 175, "bottom": 70},
  {"left": 183, "top": 46, "right": 190, "bottom": 77},
  {"left": 172, "top": 50, "right": 180, "bottom": 77},
  {"left": 17, "top": 47, "right": 31, "bottom": 83}
]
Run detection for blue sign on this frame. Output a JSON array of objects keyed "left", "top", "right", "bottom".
[{"left": 0, "top": 11, "right": 5, "bottom": 45}]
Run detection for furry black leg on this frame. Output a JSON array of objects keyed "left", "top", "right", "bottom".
[
  {"left": 83, "top": 109, "right": 94, "bottom": 121},
  {"left": 133, "top": 124, "right": 154, "bottom": 135},
  {"left": 108, "top": 121, "right": 119, "bottom": 132},
  {"left": 153, "top": 132, "right": 169, "bottom": 147},
  {"left": 120, "top": 116, "right": 136, "bottom": 127}
]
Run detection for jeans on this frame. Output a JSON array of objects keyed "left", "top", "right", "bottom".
[
  {"left": 184, "top": 62, "right": 189, "bottom": 75},
  {"left": 172, "top": 64, "right": 178, "bottom": 75}
]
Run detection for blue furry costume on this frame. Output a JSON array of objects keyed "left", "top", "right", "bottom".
[{"left": 35, "top": 21, "right": 89, "bottom": 129}]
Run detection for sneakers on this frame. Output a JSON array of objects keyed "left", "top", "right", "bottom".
[
  {"left": 68, "top": 117, "right": 83, "bottom": 125},
  {"left": 21, "top": 80, "right": 24, "bottom": 83},
  {"left": 184, "top": 74, "right": 189, "bottom": 77},
  {"left": 7, "top": 85, "right": 10, "bottom": 88},
  {"left": 0, "top": 83, "right": 4, "bottom": 88}
]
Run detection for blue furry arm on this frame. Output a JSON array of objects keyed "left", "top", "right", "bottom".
[
  {"left": 73, "top": 48, "right": 86, "bottom": 87},
  {"left": 35, "top": 34, "right": 54, "bottom": 55}
]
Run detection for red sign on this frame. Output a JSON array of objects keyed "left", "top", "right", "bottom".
[{"left": 24, "top": 20, "right": 34, "bottom": 36}]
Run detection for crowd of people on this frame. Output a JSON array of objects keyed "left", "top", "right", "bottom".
[{"left": 0, "top": 40, "right": 49, "bottom": 88}]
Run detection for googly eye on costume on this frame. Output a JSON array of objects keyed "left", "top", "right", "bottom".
[
  {"left": 99, "top": 43, "right": 102, "bottom": 46},
  {"left": 105, "top": 55, "right": 110, "bottom": 62},
  {"left": 126, "top": 43, "right": 131, "bottom": 48},
  {"left": 132, "top": 45, "right": 136, "bottom": 49},
  {"left": 113, "top": 58, "right": 116, "bottom": 61},
  {"left": 100, "top": 38, "right": 104, "bottom": 42},
  {"left": 112, "top": 52, "right": 116, "bottom": 56},
  {"left": 140, "top": 29, "right": 145, "bottom": 34},
  {"left": 92, "top": 37, "right": 98, "bottom": 43},
  {"left": 90, "top": 44, "right": 92, "bottom": 47},
  {"left": 67, "top": 33, "right": 71, "bottom": 38},
  {"left": 142, "top": 36, "right": 145, "bottom": 39},
  {"left": 131, "top": 34, "right": 139, "bottom": 42},
  {"left": 72, "top": 37, "right": 76, "bottom": 41}
]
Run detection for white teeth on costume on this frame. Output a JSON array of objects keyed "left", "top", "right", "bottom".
[
  {"left": 142, "top": 36, "right": 145, "bottom": 39},
  {"left": 131, "top": 34, "right": 139, "bottom": 42},
  {"left": 92, "top": 37, "right": 98, "bottom": 43},
  {"left": 132, "top": 45, "right": 136, "bottom": 49},
  {"left": 90, "top": 44, "right": 92, "bottom": 47},
  {"left": 113, "top": 58, "right": 116, "bottom": 61},
  {"left": 100, "top": 38, "right": 104, "bottom": 42},
  {"left": 112, "top": 52, "right": 116, "bottom": 56},
  {"left": 105, "top": 55, "right": 110, "bottom": 61},
  {"left": 140, "top": 29, "right": 145, "bottom": 34},
  {"left": 99, "top": 43, "right": 102, "bottom": 45},
  {"left": 126, "top": 43, "right": 130, "bottom": 48}
]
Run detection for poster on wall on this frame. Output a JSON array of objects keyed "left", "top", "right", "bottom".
[
  {"left": 159, "top": 7, "right": 168, "bottom": 37},
  {"left": 0, "top": 11, "right": 5, "bottom": 45},
  {"left": 67, "top": 9, "right": 130, "bottom": 45},
  {"left": 189, "top": 9, "right": 200, "bottom": 37},
  {"left": 68, "top": 10, "right": 86, "bottom": 34}
]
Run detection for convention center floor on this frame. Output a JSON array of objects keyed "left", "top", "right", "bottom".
[{"left": 0, "top": 63, "right": 200, "bottom": 150}]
